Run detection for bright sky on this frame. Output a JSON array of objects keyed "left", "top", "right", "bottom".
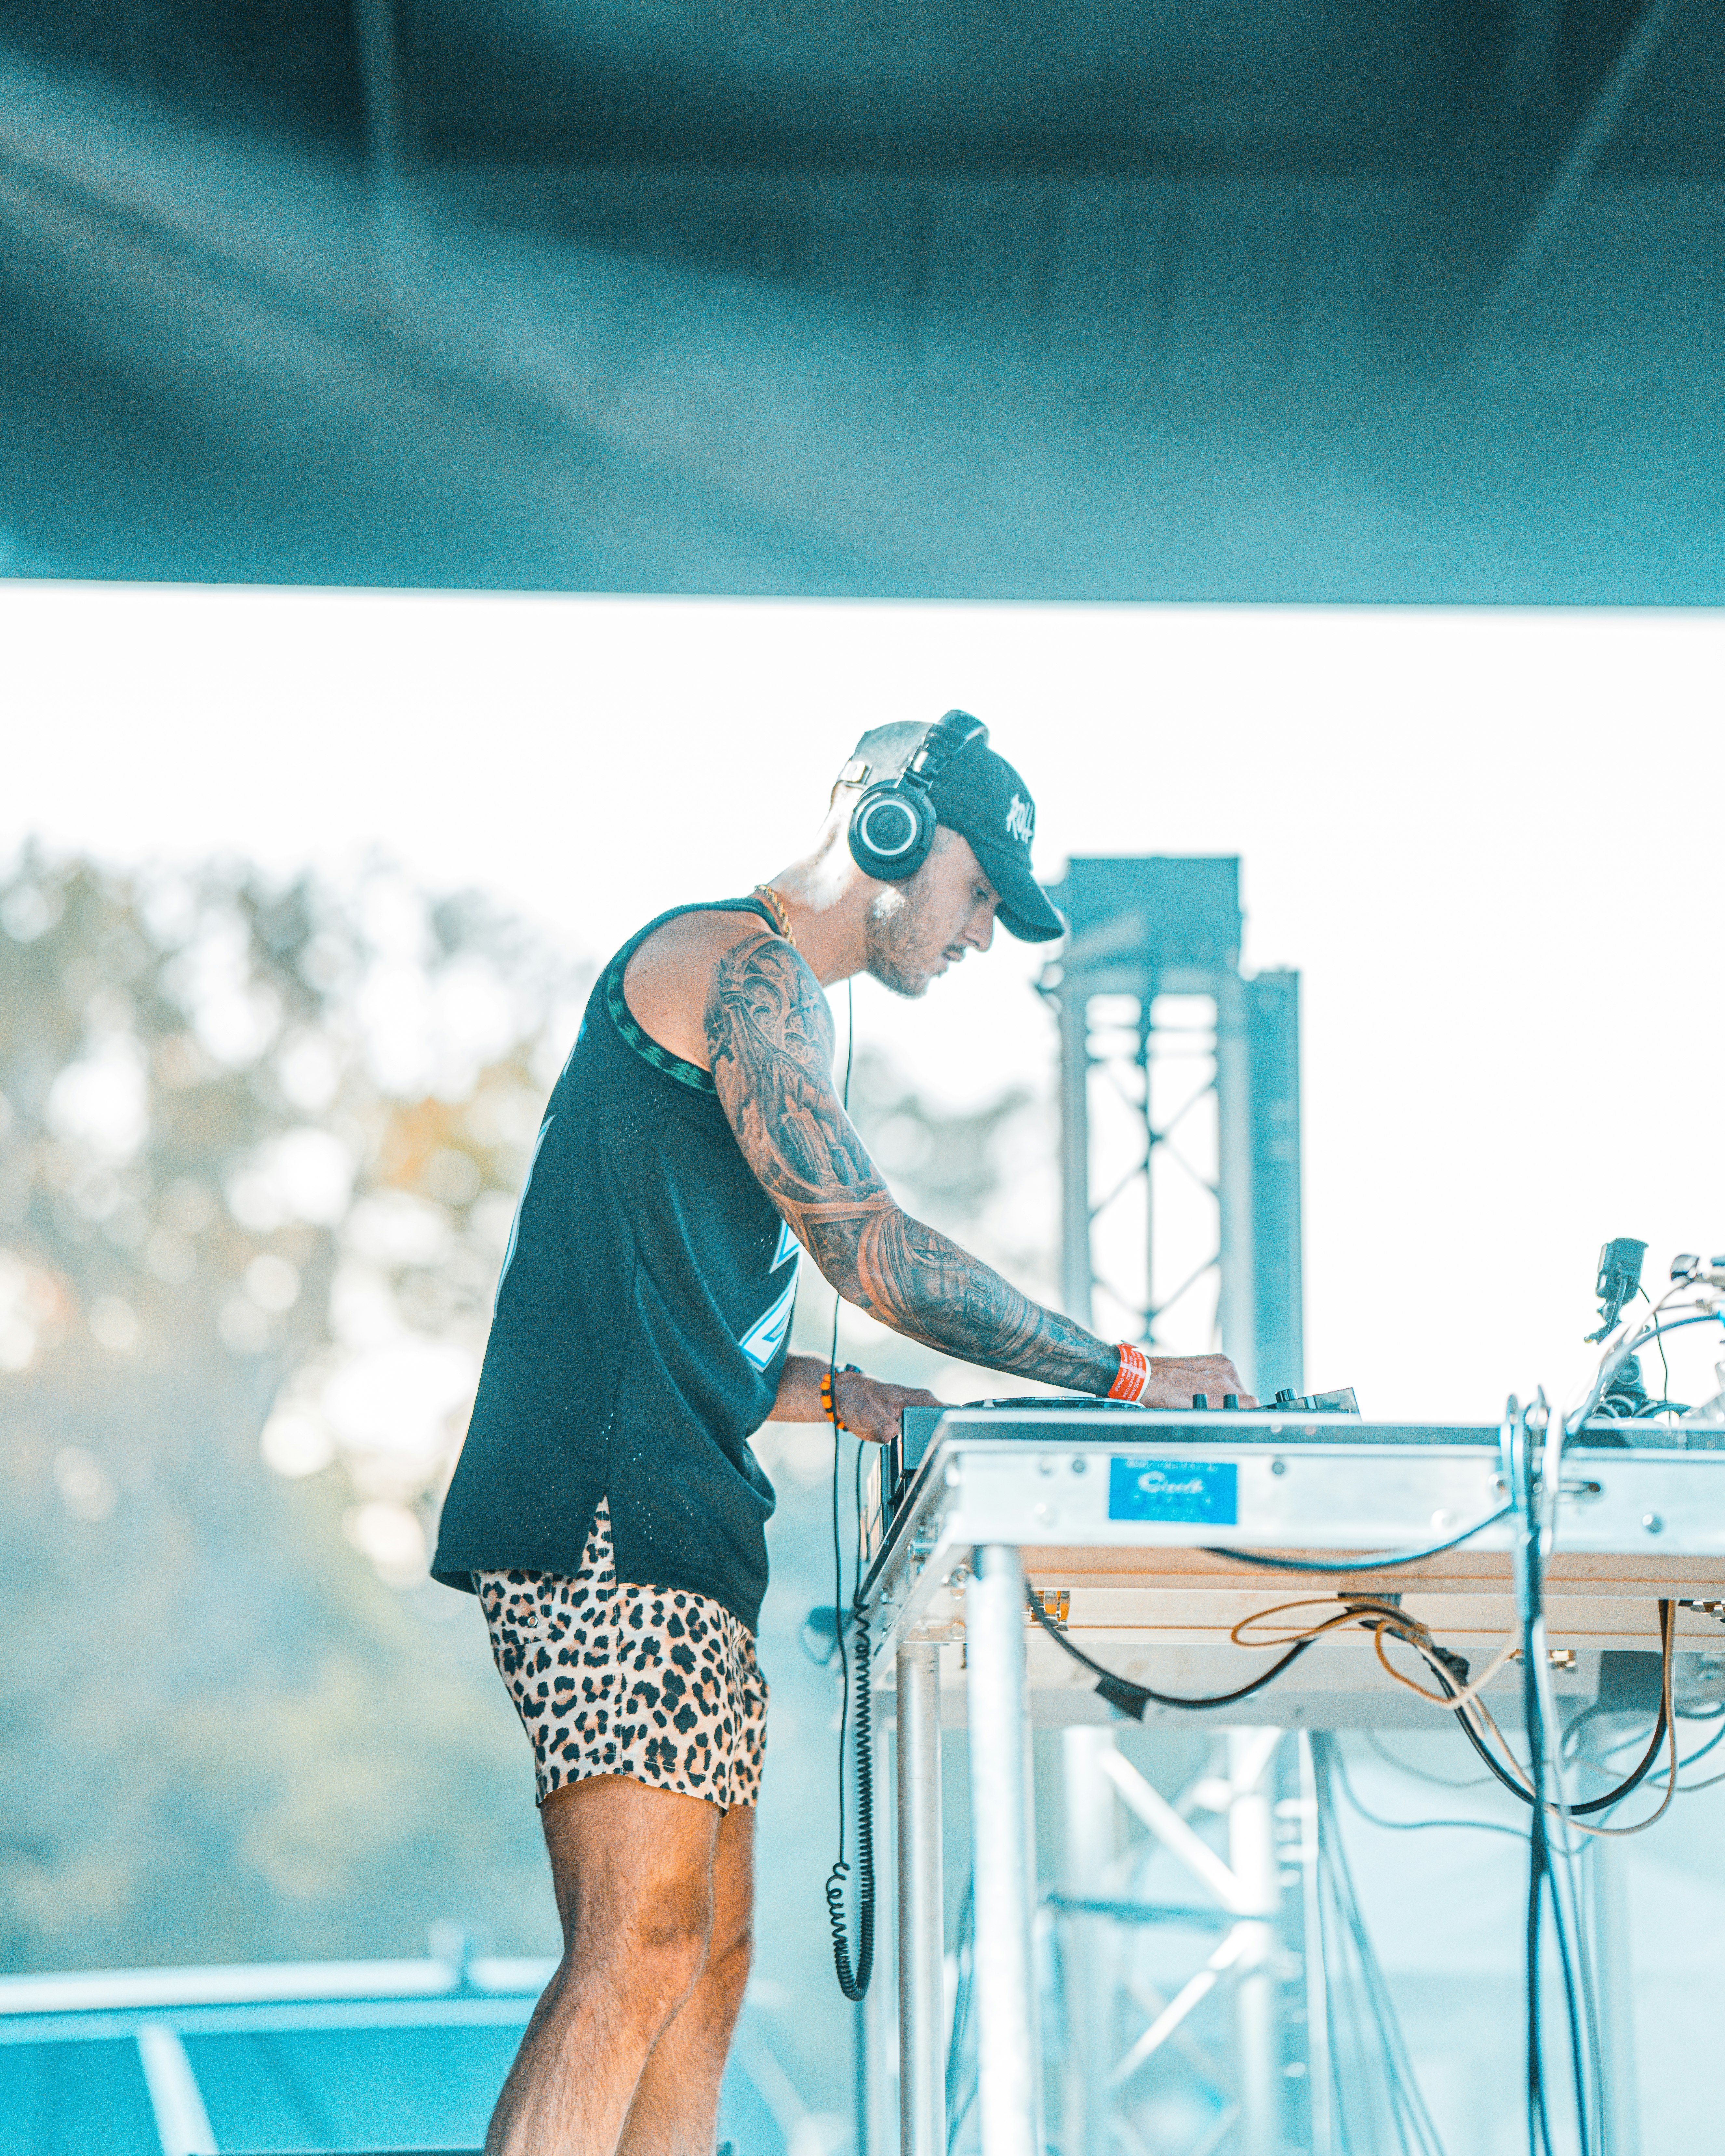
[{"left": 6, "top": 582, "right": 1723, "bottom": 1419}]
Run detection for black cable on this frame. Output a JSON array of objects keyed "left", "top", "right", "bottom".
[
  {"left": 1514, "top": 1411, "right": 1601, "bottom": 2156},
  {"left": 823, "top": 978, "right": 874, "bottom": 2000},
  {"left": 1561, "top": 1684, "right": 1719, "bottom": 1774},
  {"left": 1431, "top": 1606, "right": 1672, "bottom": 1816},
  {"left": 1346, "top": 1563, "right": 1671, "bottom": 1826},
  {"left": 1029, "top": 1599, "right": 1310, "bottom": 1714},
  {"left": 1639, "top": 1283, "right": 1672, "bottom": 1406},
  {"left": 1506, "top": 1417, "right": 1558, "bottom": 2156},
  {"left": 825, "top": 1604, "right": 876, "bottom": 2002},
  {"left": 1522, "top": 1633, "right": 1565, "bottom": 2156},
  {"left": 1203, "top": 1502, "right": 1514, "bottom": 1575},
  {"left": 1526, "top": 1828, "right": 1553, "bottom": 2156},
  {"left": 825, "top": 1278, "right": 851, "bottom": 1901}
]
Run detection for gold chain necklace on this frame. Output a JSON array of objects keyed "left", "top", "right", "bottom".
[{"left": 753, "top": 883, "right": 796, "bottom": 947}]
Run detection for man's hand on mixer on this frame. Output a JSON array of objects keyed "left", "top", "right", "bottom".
[
  {"left": 770, "top": 1352, "right": 940, "bottom": 1442},
  {"left": 834, "top": 1371, "right": 942, "bottom": 1445},
  {"left": 1141, "top": 1354, "right": 1256, "bottom": 1409}
]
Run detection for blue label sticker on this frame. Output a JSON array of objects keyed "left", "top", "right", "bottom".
[{"left": 1108, "top": 1456, "right": 1238, "bottom": 1525}]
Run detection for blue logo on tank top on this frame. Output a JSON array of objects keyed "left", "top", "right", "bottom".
[
  {"left": 740, "top": 1219, "right": 802, "bottom": 1371},
  {"left": 738, "top": 1270, "right": 797, "bottom": 1372}
]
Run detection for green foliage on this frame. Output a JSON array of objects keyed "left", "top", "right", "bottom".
[{"left": 0, "top": 852, "right": 582, "bottom": 1973}]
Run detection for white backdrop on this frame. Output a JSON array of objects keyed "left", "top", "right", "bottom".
[{"left": 6, "top": 583, "right": 1722, "bottom": 1419}]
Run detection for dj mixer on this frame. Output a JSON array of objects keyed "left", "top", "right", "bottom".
[
  {"left": 867, "top": 1384, "right": 1362, "bottom": 1551},
  {"left": 860, "top": 1395, "right": 1725, "bottom": 1710}
]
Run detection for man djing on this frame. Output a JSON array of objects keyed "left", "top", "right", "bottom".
[{"left": 431, "top": 712, "right": 1252, "bottom": 2156}]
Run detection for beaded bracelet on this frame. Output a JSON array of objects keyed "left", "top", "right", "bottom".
[{"left": 822, "top": 1363, "right": 864, "bottom": 1431}]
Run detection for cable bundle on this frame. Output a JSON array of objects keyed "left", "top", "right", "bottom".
[{"left": 1309, "top": 1733, "right": 1448, "bottom": 2156}]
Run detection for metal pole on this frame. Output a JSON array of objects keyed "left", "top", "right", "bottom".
[
  {"left": 1246, "top": 971, "right": 1304, "bottom": 1401},
  {"left": 1589, "top": 1836, "right": 1641, "bottom": 2156},
  {"left": 864, "top": 1969, "right": 898, "bottom": 2156},
  {"left": 966, "top": 1545, "right": 1041, "bottom": 2156},
  {"left": 865, "top": 1712, "right": 898, "bottom": 2156},
  {"left": 1060, "top": 1726, "right": 1117, "bottom": 2156},
  {"left": 1228, "top": 1730, "right": 1283, "bottom": 2156},
  {"left": 898, "top": 1643, "right": 947, "bottom": 2156},
  {"left": 1298, "top": 1733, "right": 1334, "bottom": 2156},
  {"left": 1214, "top": 970, "right": 1259, "bottom": 1397},
  {"left": 1057, "top": 976, "right": 1094, "bottom": 1327},
  {"left": 854, "top": 2001, "right": 872, "bottom": 2156}
]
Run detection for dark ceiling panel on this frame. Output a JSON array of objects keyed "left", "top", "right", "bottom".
[
  {"left": 413, "top": 0, "right": 1470, "bottom": 168},
  {"left": 0, "top": 1, "right": 1720, "bottom": 600},
  {"left": 0, "top": 0, "right": 367, "bottom": 145},
  {"left": 1603, "top": 0, "right": 1725, "bottom": 167}
]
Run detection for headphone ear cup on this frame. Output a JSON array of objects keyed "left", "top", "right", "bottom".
[{"left": 848, "top": 783, "right": 936, "bottom": 881}]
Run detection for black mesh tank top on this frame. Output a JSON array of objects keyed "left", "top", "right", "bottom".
[{"left": 430, "top": 898, "right": 797, "bottom": 1630}]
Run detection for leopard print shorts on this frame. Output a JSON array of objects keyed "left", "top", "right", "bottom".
[{"left": 474, "top": 1498, "right": 767, "bottom": 1812}]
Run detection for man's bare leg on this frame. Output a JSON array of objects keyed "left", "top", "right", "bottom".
[
  {"left": 485, "top": 1776, "right": 721, "bottom": 2156},
  {"left": 619, "top": 1804, "right": 756, "bottom": 2156}
]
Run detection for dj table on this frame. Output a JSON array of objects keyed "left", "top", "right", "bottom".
[{"left": 858, "top": 1402, "right": 1725, "bottom": 2156}]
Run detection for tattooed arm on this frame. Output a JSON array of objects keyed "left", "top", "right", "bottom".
[{"left": 705, "top": 933, "right": 1249, "bottom": 1401}]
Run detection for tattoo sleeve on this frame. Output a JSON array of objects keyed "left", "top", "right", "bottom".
[{"left": 705, "top": 935, "right": 1120, "bottom": 1394}]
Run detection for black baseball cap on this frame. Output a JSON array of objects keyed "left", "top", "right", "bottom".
[{"left": 838, "top": 713, "right": 1065, "bottom": 943}]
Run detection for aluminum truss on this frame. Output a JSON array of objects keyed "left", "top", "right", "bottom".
[
  {"left": 1040, "top": 856, "right": 1302, "bottom": 1402},
  {"left": 1026, "top": 857, "right": 1315, "bottom": 2156},
  {"left": 1048, "top": 1728, "right": 1325, "bottom": 2156}
]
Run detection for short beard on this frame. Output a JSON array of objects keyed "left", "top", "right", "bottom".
[{"left": 862, "top": 882, "right": 935, "bottom": 999}]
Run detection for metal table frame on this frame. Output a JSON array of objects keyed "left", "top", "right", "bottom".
[{"left": 865, "top": 1408, "right": 1725, "bottom": 2156}]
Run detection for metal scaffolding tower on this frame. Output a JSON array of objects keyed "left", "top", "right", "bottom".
[
  {"left": 1050, "top": 1727, "right": 1326, "bottom": 2156},
  {"left": 1028, "top": 855, "right": 1313, "bottom": 2156},
  {"left": 1040, "top": 857, "right": 1303, "bottom": 1401}
]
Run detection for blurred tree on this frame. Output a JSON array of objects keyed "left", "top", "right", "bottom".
[{"left": 0, "top": 851, "right": 588, "bottom": 1972}]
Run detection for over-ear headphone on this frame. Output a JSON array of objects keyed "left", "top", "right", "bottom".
[{"left": 846, "top": 711, "right": 988, "bottom": 882}]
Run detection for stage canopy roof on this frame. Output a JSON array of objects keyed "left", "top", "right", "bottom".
[{"left": 0, "top": 0, "right": 1720, "bottom": 599}]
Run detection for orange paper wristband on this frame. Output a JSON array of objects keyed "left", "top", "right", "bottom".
[{"left": 1107, "top": 1341, "right": 1149, "bottom": 1403}]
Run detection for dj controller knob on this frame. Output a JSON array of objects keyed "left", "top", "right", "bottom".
[
  {"left": 1223, "top": 1393, "right": 1240, "bottom": 1410},
  {"left": 1192, "top": 1393, "right": 1209, "bottom": 1409}
]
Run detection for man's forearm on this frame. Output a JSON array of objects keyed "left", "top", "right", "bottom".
[
  {"left": 704, "top": 933, "right": 1115, "bottom": 1390},
  {"left": 806, "top": 1206, "right": 1120, "bottom": 1394},
  {"left": 770, "top": 1354, "right": 831, "bottom": 1422}
]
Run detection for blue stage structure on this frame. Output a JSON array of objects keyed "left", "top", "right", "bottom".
[{"left": 0, "top": 1956, "right": 787, "bottom": 2156}]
